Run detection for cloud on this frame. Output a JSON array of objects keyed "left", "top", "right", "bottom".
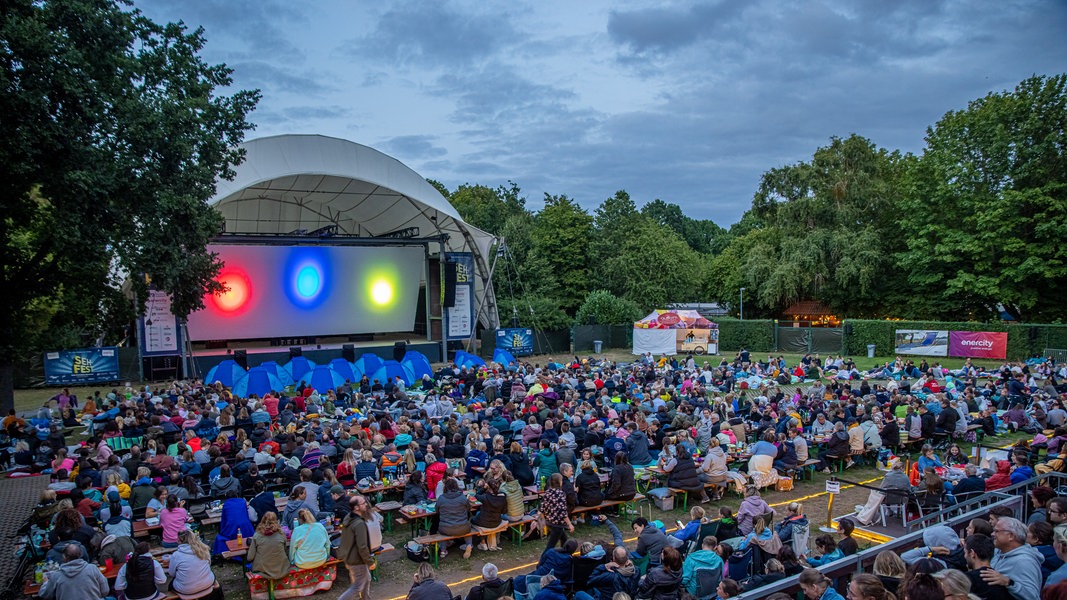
[
  {"left": 377, "top": 135, "right": 448, "bottom": 160},
  {"left": 229, "top": 62, "right": 333, "bottom": 95},
  {"left": 343, "top": 3, "right": 519, "bottom": 69}
]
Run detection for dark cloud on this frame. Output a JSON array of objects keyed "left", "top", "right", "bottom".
[
  {"left": 377, "top": 135, "right": 448, "bottom": 161},
  {"left": 230, "top": 61, "right": 333, "bottom": 95},
  {"left": 138, "top": 0, "right": 1067, "bottom": 226},
  {"left": 344, "top": 3, "right": 519, "bottom": 69}
]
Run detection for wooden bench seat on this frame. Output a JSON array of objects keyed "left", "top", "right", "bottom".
[
  {"left": 247, "top": 558, "right": 342, "bottom": 600},
  {"left": 797, "top": 459, "right": 821, "bottom": 481}
]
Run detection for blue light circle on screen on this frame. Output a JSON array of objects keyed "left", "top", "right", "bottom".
[
  {"left": 296, "top": 266, "right": 321, "bottom": 298},
  {"left": 284, "top": 247, "right": 331, "bottom": 309}
]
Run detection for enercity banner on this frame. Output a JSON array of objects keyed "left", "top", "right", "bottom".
[
  {"left": 949, "top": 331, "right": 1007, "bottom": 359},
  {"left": 43, "top": 347, "right": 120, "bottom": 385}
]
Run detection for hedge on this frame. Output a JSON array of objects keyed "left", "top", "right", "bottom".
[{"left": 716, "top": 318, "right": 775, "bottom": 353}]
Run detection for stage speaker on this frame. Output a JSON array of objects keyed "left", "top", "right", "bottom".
[
  {"left": 342, "top": 344, "right": 355, "bottom": 362},
  {"left": 233, "top": 349, "right": 248, "bottom": 369},
  {"left": 393, "top": 341, "right": 407, "bottom": 362},
  {"left": 443, "top": 261, "right": 457, "bottom": 308},
  {"left": 289, "top": 346, "right": 302, "bottom": 358}
]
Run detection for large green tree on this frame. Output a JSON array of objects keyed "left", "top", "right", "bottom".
[
  {"left": 527, "top": 194, "right": 593, "bottom": 311},
  {"left": 448, "top": 181, "right": 525, "bottom": 236},
  {"left": 0, "top": 0, "right": 259, "bottom": 409},
  {"left": 899, "top": 74, "right": 1067, "bottom": 321},
  {"left": 736, "top": 134, "right": 909, "bottom": 316}
]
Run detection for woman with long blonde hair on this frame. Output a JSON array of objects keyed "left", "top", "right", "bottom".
[
  {"left": 168, "top": 529, "right": 218, "bottom": 598},
  {"left": 248, "top": 512, "right": 289, "bottom": 579},
  {"left": 288, "top": 508, "right": 330, "bottom": 569}
]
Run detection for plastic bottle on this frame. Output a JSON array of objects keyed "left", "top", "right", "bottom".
[
  {"left": 540, "top": 475, "right": 546, "bottom": 490},
  {"left": 236, "top": 531, "right": 243, "bottom": 547}
]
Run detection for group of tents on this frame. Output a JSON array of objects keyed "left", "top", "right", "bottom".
[{"left": 202, "top": 348, "right": 520, "bottom": 397}]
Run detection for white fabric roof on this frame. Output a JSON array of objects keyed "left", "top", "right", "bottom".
[{"left": 209, "top": 134, "right": 499, "bottom": 329}]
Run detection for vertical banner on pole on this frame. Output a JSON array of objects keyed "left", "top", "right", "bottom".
[
  {"left": 444, "top": 252, "right": 475, "bottom": 341},
  {"left": 140, "top": 288, "right": 183, "bottom": 357}
]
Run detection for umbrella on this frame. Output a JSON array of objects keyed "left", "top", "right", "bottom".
[
  {"left": 453, "top": 350, "right": 486, "bottom": 369},
  {"left": 257, "top": 361, "right": 294, "bottom": 387},
  {"left": 285, "top": 356, "right": 316, "bottom": 382},
  {"left": 493, "top": 348, "right": 517, "bottom": 366},
  {"left": 233, "top": 366, "right": 285, "bottom": 398},
  {"left": 354, "top": 354, "right": 384, "bottom": 378},
  {"left": 329, "top": 358, "right": 360, "bottom": 383},
  {"left": 371, "top": 360, "right": 417, "bottom": 386},
  {"left": 298, "top": 365, "right": 347, "bottom": 393},
  {"left": 204, "top": 359, "right": 247, "bottom": 389},
  {"left": 401, "top": 353, "right": 433, "bottom": 381}
]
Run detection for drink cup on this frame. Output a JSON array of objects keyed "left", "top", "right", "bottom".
[{"left": 105, "top": 558, "right": 114, "bottom": 569}]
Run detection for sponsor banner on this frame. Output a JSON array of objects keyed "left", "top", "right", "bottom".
[
  {"left": 445, "top": 253, "right": 475, "bottom": 340},
  {"left": 894, "top": 329, "right": 949, "bottom": 357},
  {"left": 949, "top": 331, "right": 1007, "bottom": 359},
  {"left": 140, "top": 288, "right": 182, "bottom": 356},
  {"left": 43, "top": 347, "right": 120, "bottom": 385},
  {"left": 496, "top": 328, "right": 534, "bottom": 356}
]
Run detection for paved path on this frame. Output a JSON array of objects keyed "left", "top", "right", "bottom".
[{"left": 0, "top": 474, "right": 48, "bottom": 587}]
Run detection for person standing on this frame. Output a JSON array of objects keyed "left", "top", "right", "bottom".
[
  {"left": 338, "top": 494, "right": 373, "bottom": 600},
  {"left": 542, "top": 473, "right": 574, "bottom": 549}
]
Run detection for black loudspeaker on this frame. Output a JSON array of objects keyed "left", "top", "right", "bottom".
[
  {"left": 289, "top": 346, "right": 302, "bottom": 358},
  {"left": 393, "top": 341, "right": 407, "bottom": 362},
  {"left": 443, "top": 261, "right": 457, "bottom": 308},
  {"left": 233, "top": 349, "right": 248, "bottom": 369},
  {"left": 342, "top": 344, "right": 355, "bottom": 362}
]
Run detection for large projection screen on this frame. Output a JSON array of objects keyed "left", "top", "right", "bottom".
[{"left": 186, "top": 244, "right": 424, "bottom": 341}]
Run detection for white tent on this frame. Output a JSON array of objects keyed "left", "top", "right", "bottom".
[{"left": 208, "top": 134, "right": 499, "bottom": 329}]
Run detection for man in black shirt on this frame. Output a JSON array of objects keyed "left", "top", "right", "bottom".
[{"left": 964, "top": 534, "right": 1011, "bottom": 600}]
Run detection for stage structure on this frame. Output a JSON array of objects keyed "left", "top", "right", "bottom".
[{"left": 144, "top": 134, "right": 499, "bottom": 380}]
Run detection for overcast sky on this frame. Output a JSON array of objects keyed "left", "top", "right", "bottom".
[{"left": 139, "top": 0, "right": 1065, "bottom": 227}]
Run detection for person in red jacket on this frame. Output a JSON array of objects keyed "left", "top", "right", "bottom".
[{"left": 424, "top": 453, "right": 447, "bottom": 499}]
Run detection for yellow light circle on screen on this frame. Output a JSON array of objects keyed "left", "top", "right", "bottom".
[{"left": 371, "top": 279, "right": 393, "bottom": 306}]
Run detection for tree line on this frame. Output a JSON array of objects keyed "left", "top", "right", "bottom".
[{"left": 435, "top": 74, "right": 1067, "bottom": 328}]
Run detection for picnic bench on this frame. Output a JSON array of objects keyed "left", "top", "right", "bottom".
[{"left": 247, "top": 557, "right": 342, "bottom": 600}]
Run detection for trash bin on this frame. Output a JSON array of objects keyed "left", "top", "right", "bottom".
[
  {"left": 867, "top": 344, "right": 876, "bottom": 358},
  {"left": 593, "top": 340, "right": 603, "bottom": 353}
]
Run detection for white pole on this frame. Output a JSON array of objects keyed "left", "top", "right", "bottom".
[{"left": 740, "top": 287, "right": 745, "bottom": 321}]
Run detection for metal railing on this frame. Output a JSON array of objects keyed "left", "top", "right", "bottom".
[{"left": 734, "top": 471, "right": 1063, "bottom": 599}]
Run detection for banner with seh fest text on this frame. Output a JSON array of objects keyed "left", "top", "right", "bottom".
[
  {"left": 43, "top": 347, "right": 120, "bottom": 385},
  {"left": 949, "top": 331, "right": 1007, "bottom": 359},
  {"left": 445, "top": 252, "right": 475, "bottom": 340}
]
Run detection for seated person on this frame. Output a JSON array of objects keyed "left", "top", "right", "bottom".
[{"left": 804, "top": 534, "right": 843, "bottom": 567}]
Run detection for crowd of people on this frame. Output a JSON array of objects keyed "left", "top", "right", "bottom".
[{"left": 6, "top": 351, "right": 1065, "bottom": 600}]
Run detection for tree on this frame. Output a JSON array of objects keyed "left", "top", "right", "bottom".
[
  {"left": 899, "top": 74, "right": 1067, "bottom": 321},
  {"left": 449, "top": 181, "right": 526, "bottom": 236},
  {"left": 641, "top": 198, "right": 726, "bottom": 254},
  {"left": 574, "top": 290, "right": 643, "bottom": 326},
  {"left": 0, "top": 0, "right": 259, "bottom": 410},
  {"left": 528, "top": 194, "right": 593, "bottom": 311},
  {"left": 736, "top": 134, "right": 909, "bottom": 316},
  {"left": 590, "top": 190, "right": 644, "bottom": 288},
  {"left": 600, "top": 220, "right": 705, "bottom": 309}
]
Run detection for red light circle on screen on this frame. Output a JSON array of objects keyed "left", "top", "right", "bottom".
[{"left": 212, "top": 268, "right": 252, "bottom": 314}]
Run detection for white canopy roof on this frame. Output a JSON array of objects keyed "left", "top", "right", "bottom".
[{"left": 209, "top": 134, "right": 499, "bottom": 328}]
